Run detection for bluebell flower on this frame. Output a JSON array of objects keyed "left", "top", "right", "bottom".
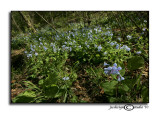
[
  {"left": 117, "top": 67, "right": 122, "bottom": 71},
  {"left": 104, "top": 66, "right": 112, "bottom": 71},
  {"left": 127, "top": 35, "right": 132, "bottom": 40},
  {"left": 126, "top": 47, "right": 130, "bottom": 51},
  {"left": 27, "top": 54, "right": 32, "bottom": 58},
  {"left": 117, "top": 76, "right": 125, "bottom": 81},
  {"left": 116, "top": 44, "right": 119, "bottom": 49},
  {"left": 65, "top": 47, "right": 69, "bottom": 50},
  {"left": 113, "top": 63, "right": 117, "bottom": 67},
  {"left": 24, "top": 51, "right": 27, "bottom": 54},
  {"left": 143, "top": 28, "right": 146, "bottom": 31},
  {"left": 110, "top": 42, "right": 115, "bottom": 46},
  {"left": 63, "top": 77, "right": 69, "bottom": 80},
  {"left": 104, "top": 62, "right": 109, "bottom": 66},
  {"left": 104, "top": 63, "right": 123, "bottom": 77},
  {"left": 136, "top": 51, "right": 141, "bottom": 54},
  {"left": 104, "top": 71, "right": 109, "bottom": 74},
  {"left": 78, "top": 45, "right": 81, "bottom": 48},
  {"left": 43, "top": 46, "right": 48, "bottom": 51},
  {"left": 98, "top": 45, "right": 102, "bottom": 51},
  {"left": 40, "top": 42, "right": 43, "bottom": 45},
  {"left": 120, "top": 45, "right": 130, "bottom": 51},
  {"left": 35, "top": 52, "right": 38, "bottom": 56}
]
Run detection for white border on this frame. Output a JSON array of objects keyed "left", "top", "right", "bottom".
[{"left": 0, "top": 0, "right": 160, "bottom": 114}]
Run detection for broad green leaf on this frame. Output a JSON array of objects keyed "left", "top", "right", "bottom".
[
  {"left": 118, "top": 84, "right": 129, "bottom": 94},
  {"left": 44, "top": 84, "right": 59, "bottom": 97},
  {"left": 101, "top": 81, "right": 118, "bottom": 95},
  {"left": 12, "top": 91, "right": 36, "bottom": 103}
]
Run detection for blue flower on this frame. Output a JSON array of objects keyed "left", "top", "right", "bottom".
[
  {"left": 43, "top": 46, "right": 48, "bottom": 51},
  {"left": 117, "top": 67, "right": 122, "bottom": 71},
  {"left": 27, "top": 54, "right": 32, "bottom": 58},
  {"left": 143, "top": 28, "right": 146, "bottom": 31},
  {"left": 113, "top": 63, "right": 117, "bottom": 67},
  {"left": 136, "top": 51, "right": 141, "bottom": 54},
  {"left": 104, "top": 67, "right": 112, "bottom": 71},
  {"left": 104, "top": 62, "right": 109, "bottom": 66},
  {"left": 98, "top": 45, "right": 102, "bottom": 51},
  {"left": 63, "top": 77, "right": 69, "bottom": 80},
  {"left": 120, "top": 45, "right": 130, "bottom": 51},
  {"left": 117, "top": 76, "right": 125, "bottom": 81},
  {"left": 40, "top": 42, "right": 43, "bottom": 45},
  {"left": 116, "top": 44, "right": 119, "bottom": 49},
  {"left": 104, "top": 63, "right": 123, "bottom": 77},
  {"left": 127, "top": 35, "right": 132, "bottom": 40},
  {"left": 110, "top": 42, "right": 115, "bottom": 46},
  {"left": 126, "top": 47, "right": 130, "bottom": 51},
  {"left": 35, "top": 52, "right": 38, "bottom": 56},
  {"left": 104, "top": 71, "right": 109, "bottom": 74}
]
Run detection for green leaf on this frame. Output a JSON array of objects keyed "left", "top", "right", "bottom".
[
  {"left": 120, "top": 69, "right": 125, "bottom": 76},
  {"left": 123, "top": 78, "right": 137, "bottom": 89},
  {"left": 44, "top": 72, "right": 58, "bottom": 86},
  {"left": 127, "top": 56, "right": 144, "bottom": 70},
  {"left": 101, "top": 81, "right": 118, "bottom": 95},
  {"left": 118, "top": 84, "right": 129, "bottom": 94},
  {"left": 12, "top": 91, "right": 36, "bottom": 103},
  {"left": 44, "top": 84, "right": 59, "bottom": 97},
  {"left": 24, "top": 81, "right": 40, "bottom": 91},
  {"left": 38, "top": 79, "right": 44, "bottom": 86}
]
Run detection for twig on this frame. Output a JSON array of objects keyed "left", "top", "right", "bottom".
[{"left": 35, "top": 11, "right": 60, "bottom": 34}]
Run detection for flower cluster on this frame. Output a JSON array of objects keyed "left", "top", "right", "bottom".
[
  {"left": 62, "top": 77, "right": 69, "bottom": 81},
  {"left": 104, "top": 62, "right": 125, "bottom": 81},
  {"left": 127, "top": 35, "right": 132, "bottom": 40},
  {"left": 120, "top": 45, "right": 130, "bottom": 51}
]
